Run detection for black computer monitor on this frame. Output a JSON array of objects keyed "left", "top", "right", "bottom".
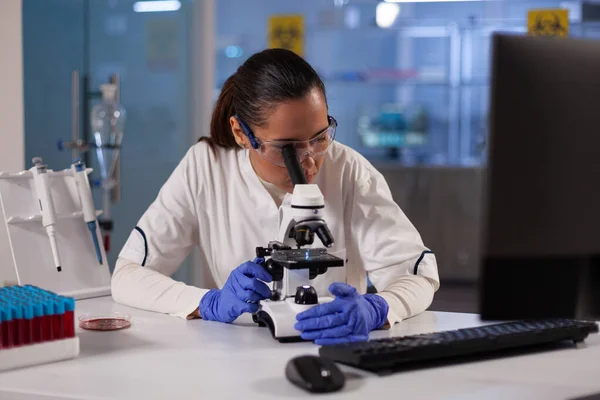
[{"left": 480, "top": 33, "right": 600, "bottom": 321}]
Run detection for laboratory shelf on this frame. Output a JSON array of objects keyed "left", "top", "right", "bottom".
[
  {"left": 0, "top": 168, "right": 93, "bottom": 180},
  {"left": 6, "top": 210, "right": 103, "bottom": 225}
]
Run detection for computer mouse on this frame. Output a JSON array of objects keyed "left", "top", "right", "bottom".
[{"left": 285, "top": 355, "right": 345, "bottom": 393}]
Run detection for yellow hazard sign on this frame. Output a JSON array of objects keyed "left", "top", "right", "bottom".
[
  {"left": 528, "top": 9, "right": 569, "bottom": 37},
  {"left": 268, "top": 15, "right": 304, "bottom": 56}
]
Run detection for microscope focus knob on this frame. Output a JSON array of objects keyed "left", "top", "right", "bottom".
[
  {"left": 263, "top": 259, "right": 284, "bottom": 282},
  {"left": 295, "top": 285, "right": 318, "bottom": 305}
]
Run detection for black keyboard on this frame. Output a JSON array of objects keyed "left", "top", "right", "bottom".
[{"left": 319, "top": 319, "right": 599, "bottom": 375}]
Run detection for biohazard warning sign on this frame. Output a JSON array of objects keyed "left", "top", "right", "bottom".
[
  {"left": 528, "top": 9, "right": 569, "bottom": 37},
  {"left": 268, "top": 15, "right": 304, "bottom": 56}
]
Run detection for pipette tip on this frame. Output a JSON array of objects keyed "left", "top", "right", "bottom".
[
  {"left": 87, "top": 221, "right": 103, "bottom": 265},
  {"left": 57, "top": 266, "right": 62, "bottom": 272}
]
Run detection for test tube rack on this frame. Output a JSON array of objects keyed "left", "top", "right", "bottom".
[
  {"left": 0, "top": 165, "right": 111, "bottom": 299},
  {"left": 0, "top": 285, "right": 79, "bottom": 372}
]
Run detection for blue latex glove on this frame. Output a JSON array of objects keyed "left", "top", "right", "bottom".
[
  {"left": 199, "top": 258, "right": 272, "bottom": 323},
  {"left": 294, "top": 282, "right": 389, "bottom": 345}
]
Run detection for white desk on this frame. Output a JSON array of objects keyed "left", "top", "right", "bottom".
[{"left": 0, "top": 296, "right": 598, "bottom": 400}]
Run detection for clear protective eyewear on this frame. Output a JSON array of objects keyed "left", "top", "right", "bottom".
[{"left": 235, "top": 115, "right": 337, "bottom": 167}]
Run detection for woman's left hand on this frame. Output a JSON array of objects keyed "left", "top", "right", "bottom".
[{"left": 294, "top": 282, "right": 389, "bottom": 345}]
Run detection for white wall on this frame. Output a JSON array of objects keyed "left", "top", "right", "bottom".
[{"left": 0, "top": 0, "right": 24, "bottom": 173}]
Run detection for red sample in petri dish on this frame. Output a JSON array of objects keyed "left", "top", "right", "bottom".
[{"left": 78, "top": 313, "right": 131, "bottom": 331}]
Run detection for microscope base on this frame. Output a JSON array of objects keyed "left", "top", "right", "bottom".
[{"left": 253, "top": 297, "right": 334, "bottom": 342}]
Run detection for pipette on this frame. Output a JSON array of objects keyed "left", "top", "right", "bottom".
[
  {"left": 30, "top": 157, "right": 62, "bottom": 272},
  {"left": 71, "top": 159, "right": 103, "bottom": 265}
]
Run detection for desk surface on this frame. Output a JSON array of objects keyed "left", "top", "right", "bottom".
[{"left": 0, "top": 296, "right": 598, "bottom": 400}]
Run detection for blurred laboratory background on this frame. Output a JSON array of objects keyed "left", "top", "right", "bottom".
[{"left": 7, "top": 0, "right": 600, "bottom": 312}]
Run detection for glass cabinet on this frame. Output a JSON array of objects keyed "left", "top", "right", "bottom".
[
  {"left": 305, "top": 25, "right": 461, "bottom": 165},
  {"left": 459, "top": 19, "right": 600, "bottom": 165}
]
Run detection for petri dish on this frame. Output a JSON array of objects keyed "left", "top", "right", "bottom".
[{"left": 78, "top": 312, "right": 131, "bottom": 331}]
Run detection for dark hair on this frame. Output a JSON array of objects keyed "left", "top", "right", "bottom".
[{"left": 201, "top": 48, "right": 327, "bottom": 149}]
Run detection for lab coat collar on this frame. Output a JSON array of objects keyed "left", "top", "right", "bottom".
[{"left": 237, "top": 148, "right": 291, "bottom": 210}]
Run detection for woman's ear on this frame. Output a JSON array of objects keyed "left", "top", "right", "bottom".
[{"left": 230, "top": 116, "right": 250, "bottom": 149}]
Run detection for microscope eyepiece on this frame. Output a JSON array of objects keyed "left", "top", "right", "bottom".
[{"left": 282, "top": 144, "right": 308, "bottom": 186}]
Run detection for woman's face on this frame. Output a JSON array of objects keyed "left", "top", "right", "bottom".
[{"left": 231, "top": 88, "right": 329, "bottom": 193}]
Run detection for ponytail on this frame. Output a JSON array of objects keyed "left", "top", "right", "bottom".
[
  {"left": 200, "top": 74, "right": 238, "bottom": 149},
  {"left": 199, "top": 48, "right": 327, "bottom": 154}
]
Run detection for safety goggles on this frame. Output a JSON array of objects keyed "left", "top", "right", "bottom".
[{"left": 235, "top": 115, "right": 337, "bottom": 167}]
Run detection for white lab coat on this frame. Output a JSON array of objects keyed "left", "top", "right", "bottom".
[{"left": 113, "top": 141, "right": 440, "bottom": 324}]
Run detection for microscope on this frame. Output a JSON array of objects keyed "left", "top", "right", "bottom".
[{"left": 253, "top": 145, "right": 344, "bottom": 342}]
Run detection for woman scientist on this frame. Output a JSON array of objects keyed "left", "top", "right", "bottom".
[{"left": 112, "top": 48, "right": 440, "bottom": 345}]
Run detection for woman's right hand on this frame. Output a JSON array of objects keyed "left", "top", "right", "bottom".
[{"left": 199, "top": 258, "right": 273, "bottom": 323}]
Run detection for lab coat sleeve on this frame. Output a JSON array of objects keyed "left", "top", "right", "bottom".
[
  {"left": 112, "top": 257, "right": 208, "bottom": 319},
  {"left": 113, "top": 146, "right": 206, "bottom": 318},
  {"left": 375, "top": 274, "right": 437, "bottom": 326},
  {"left": 347, "top": 171, "right": 440, "bottom": 326}
]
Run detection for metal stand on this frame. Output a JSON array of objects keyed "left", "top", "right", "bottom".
[{"left": 57, "top": 70, "right": 123, "bottom": 253}]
